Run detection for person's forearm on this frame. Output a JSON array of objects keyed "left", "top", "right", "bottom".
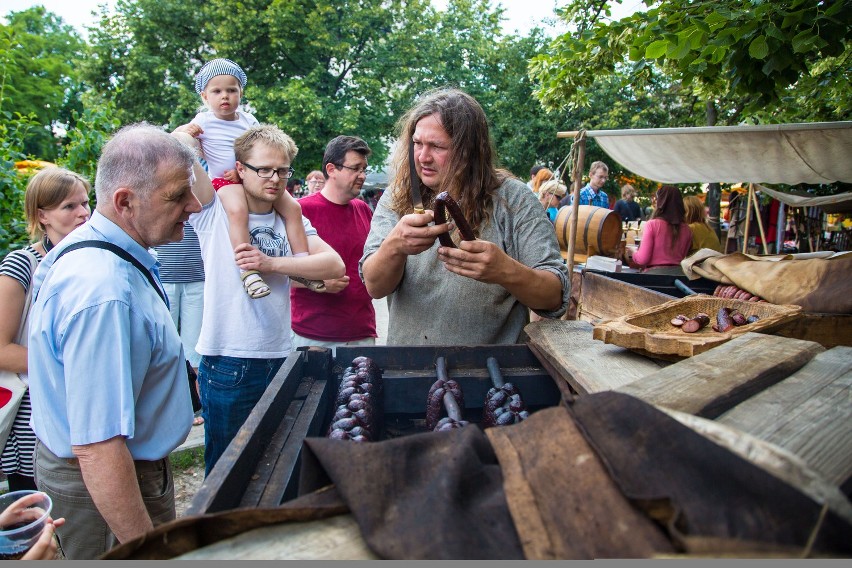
[
  {"left": 0, "top": 343, "right": 27, "bottom": 375},
  {"left": 190, "top": 159, "right": 215, "bottom": 206},
  {"left": 269, "top": 250, "right": 345, "bottom": 281},
  {"left": 74, "top": 437, "right": 154, "bottom": 543},
  {"left": 362, "top": 245, "right": 407, "bottom": 299},
  {"left": 498, "top": 261, "right": 564, "bottom": 311}
]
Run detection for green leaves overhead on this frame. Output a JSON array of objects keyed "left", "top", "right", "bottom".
[
  {"left": 531, "top": 0, "right": 851, "bottom": 124},
  {"left": 0, "top": 7, "right": 86, "bottom": 160},
  {"left": 75, "top": 0, "right": 574, "bottom": 176}
]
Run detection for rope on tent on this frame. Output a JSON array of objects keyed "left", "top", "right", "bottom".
[
  {"left": 565, "top": 129, "right": 587, "bottom": 282},
  {"left": 542, "top": 131, "right": 584, "bottom": 202}
]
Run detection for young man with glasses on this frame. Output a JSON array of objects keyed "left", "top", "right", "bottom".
[
  {"left": 290, "top": 136, "right": 377, "bottom": 354},
  {"left": 559, "top": 160, "right": 611, "bottom": 209},
  {"left": 179, "top": 124, "right": 345, "bottom": 475}
]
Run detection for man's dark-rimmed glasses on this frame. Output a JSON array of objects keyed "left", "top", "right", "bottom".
[{"left": 243, "top": 163, "right": 295, "bottom": 179}]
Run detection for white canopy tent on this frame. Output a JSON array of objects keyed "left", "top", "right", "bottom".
[
  {"left": 556, "top": 122, "right": 852, "bottom": 264},
  {"left": 564, "top": 121, "right": 852, "bottom": 185}
]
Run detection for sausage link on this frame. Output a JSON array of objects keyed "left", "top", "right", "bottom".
[
  {"left": 716, "top": 307, "right": 735, "bottom": 332},
  {"left": 433, "top": 192, "right": 476, "bottom": 248},
  {"left": 681, "top": 313, "right": 710, "bottom": 333}
]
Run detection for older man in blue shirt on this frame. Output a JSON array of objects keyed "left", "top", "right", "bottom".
[
  {"left": 28, "top": 124, "right": 202, "bottom": 559},
  {"left": 559, "top": 160, "right": 610, "bottom": 209}
]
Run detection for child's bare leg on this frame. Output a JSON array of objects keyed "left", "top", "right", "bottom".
[
  {"left": 273, "top": 192, "right": 325, "bottom": 292},
  {"left": 219, "top": 183, "right": 270, "bottom": 299},
  {"left": 273, "top": 191, "right": 308, "bottom": 256}
]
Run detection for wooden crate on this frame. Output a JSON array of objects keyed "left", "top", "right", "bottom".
[
  {"left": 592, "top": 295, "right": 803, "bottom": 358},
  {"left": 187, "top": 345, "right": 562, "bottom": 516}
]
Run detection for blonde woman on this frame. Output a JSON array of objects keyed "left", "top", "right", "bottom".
[
  {"left": 538, "top": 179, "right": 567, "bottom": 223},
  {"left": 0, "top": 167, "right": 91, "bottom": 492},
  {"left": 684, "top": 195, "right": 724, "bottom": 254}
]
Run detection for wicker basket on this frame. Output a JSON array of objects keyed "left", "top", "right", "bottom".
[{"left": 592, "top": 295, "right": 803, "bottom": 358}]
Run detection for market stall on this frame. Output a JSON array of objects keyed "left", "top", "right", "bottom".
[
  {"left": 101, "top": 324, "right": 852, "bottom": 559},
  {"left": 98, "top": 123, "right": 852, "bottom": 560},
  {"left": 555, "top": 122, "right": 852, "bottom": 344},
  {"left": 555, "top": 121, "right": 852, "bottom": 269}
]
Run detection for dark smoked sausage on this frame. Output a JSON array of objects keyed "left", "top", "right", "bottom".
[{"left": 433, "top": 192, "right": 476, "bottom": 248}]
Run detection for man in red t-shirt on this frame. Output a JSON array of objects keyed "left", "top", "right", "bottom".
[{"left": 290, "top": 136, "right": 377, "bottom": 351}]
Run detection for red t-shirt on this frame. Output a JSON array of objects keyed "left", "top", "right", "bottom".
[{"left": 290, "top": 192, "right": 376, "bottom": 341}]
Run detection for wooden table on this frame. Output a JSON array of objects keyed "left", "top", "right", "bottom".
[
  {"left": 174, "top": 320, "right": 851, "bottom": 559},
  {"left": 526, "top": 320, "right": 852, "bottom": 509}
]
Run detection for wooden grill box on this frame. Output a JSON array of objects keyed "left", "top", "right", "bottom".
[
  {"left": 593, "top": 295, "right": 803, "bottom": 358},
  {"left": 187, "top": 344, "right": 562, "bottom": 516}
]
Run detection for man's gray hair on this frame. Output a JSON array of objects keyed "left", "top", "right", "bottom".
[{"left": 95, "top": 123, "right": 196, "bottom": 205}]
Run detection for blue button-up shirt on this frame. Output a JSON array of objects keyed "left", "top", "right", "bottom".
[
  {"left": 560, "top": 184, "right": 610, "bottom": 209},
  {"left": 28, "top": 212, "right": 191, "bottom": 459},
  {"left": 572, "top": 184, "right": 609, "bottom": 208}
]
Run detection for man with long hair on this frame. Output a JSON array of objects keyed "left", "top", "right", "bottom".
[{"left": 360, "top": 88, "right": 569, "bottom": 345}]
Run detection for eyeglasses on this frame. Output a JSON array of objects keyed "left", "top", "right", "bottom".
[
  {"left": 336, "top": 164, "right": 368, "bottom": 175},
  {"left": 307, "top": 178, "right": 325, "bottom": 185},
  {"left": 242, "top": 163, "right": 295, "bottom": 179}
]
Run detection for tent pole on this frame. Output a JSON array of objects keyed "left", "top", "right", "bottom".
[
  {"left": 750, "top": 183, "right": 769, "bottom": 254},
  {"left": 743, "top": 185, "right": 753, "bottom": 254},
  {"left": 566, "top": 134, "right": 586, "bottom": 278}
]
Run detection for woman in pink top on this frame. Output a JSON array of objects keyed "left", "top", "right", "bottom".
[{"left": 630, "top": 185, "right": 692, "bottom": 274}]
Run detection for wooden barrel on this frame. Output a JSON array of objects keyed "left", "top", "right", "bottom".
[{"left": 555, "top": 205, "right": 622, "bottom": 259}]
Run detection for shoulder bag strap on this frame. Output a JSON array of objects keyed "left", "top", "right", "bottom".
[
  {"left": 54, "top": 240, "right": 167, "bottom": 305},
  {"left": 14, "top": 248, "right": 40, "bottom": 352}
]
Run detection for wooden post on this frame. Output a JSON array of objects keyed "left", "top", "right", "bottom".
[
  {"left": 749, "top": 183, "right": 769, "bottom": 255},
  {"left": 566, "top": 133, "right": 586, "bottom": 277},
  {"left": 743, "top": 185, "right": 753, "bottom": 254}
]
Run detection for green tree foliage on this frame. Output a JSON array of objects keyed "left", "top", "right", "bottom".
[
  {"left": 58, "top": 95, "right": 122, "bottom": 185},
  {"left": 0, "top": 7, "right": 87, "bottom": 160},
  {"left": 0, "top": 112, "right": 39, "bottom": 256},
  {"left": 83, "top": 0, "right": 211, "bottom": 128},
  {"left": 206, "top": 0, "right": 439, "bottom": 171},
  {"left": 531, "top": 0, "right": 850, "bottom": 124},
  {"left": 79, "top": 0, "right": 574, "bottom": 178}
]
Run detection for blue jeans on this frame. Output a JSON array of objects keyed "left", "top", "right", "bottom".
[{"left": 198, "top": 355, "right": 285, "bottom": 476}]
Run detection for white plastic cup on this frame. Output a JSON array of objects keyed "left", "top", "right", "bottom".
[{"left": 0, "top": 490, "right": 53, "bottom": 560}]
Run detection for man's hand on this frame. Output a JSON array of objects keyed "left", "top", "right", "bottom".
[
  {"left": 436, "top": 239, "right": 509, "bottom": 283},
  {"left": 173, "top": 123, "right": 203, "bottom": 137},
  {"left": 222, "top": 169, "right": 240, "bottom": 183},
  {"left": 234, "top": 243, "right": 272, "bottom": 273},
  {"left": 386, "top": 209, "right": 451, "bottom": 256},
  {"left": 439, "top": 239, "right": 564, "bottom": 312},
  {"left": 321, "top": 276, "right": 350, "bottom": 294}
]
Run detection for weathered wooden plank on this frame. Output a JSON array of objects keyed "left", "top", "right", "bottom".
[
  {"left": 773, "top": 313, "right": 852, "bottom": 348},
  {"left": 717, "top": 347, "right": 852, "bottom": 486},
  {"left": 238, "top": 397, "right": 306, "bottom": 509},
  {"left": 176, "top": 514, "right": 377, "bottom": 560},
  {"left": 525, "top": 319, "right": 667, "bottom": 395},
  {"left": 257, "top": 379, "right": 330, "bottom": 507},
  {"left": 661, "top": 408, "right": 852, "bottom": 528},
  {"left": 335, "top": 344, "right": 543, "bottom": 371},
  {"left": 616, "top": 333, "right": 825, "bottom": 419},
  {"left": 187, "top": 348, "right": 335, "bottom": 516},
  {"left": 485, "top": 407, "right": 674, "bottom": 559},
  {"left": 578, "top": 272, "right": 671, "bottom": 323}
]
